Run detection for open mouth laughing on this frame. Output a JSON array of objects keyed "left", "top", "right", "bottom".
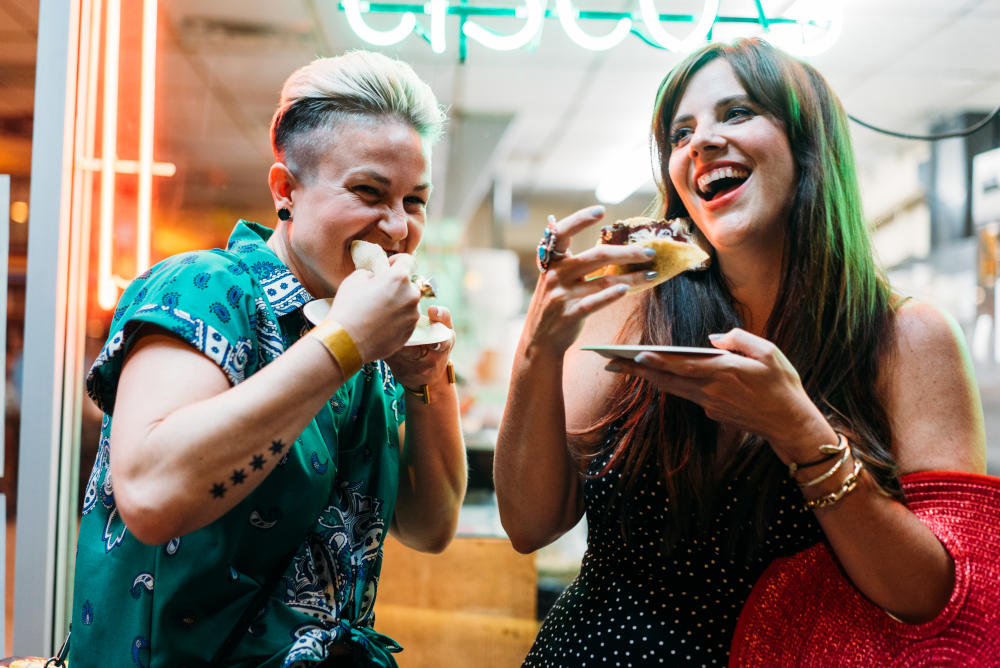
[{"left": 696, "top": 165, "right": 751, "bottom": 202}]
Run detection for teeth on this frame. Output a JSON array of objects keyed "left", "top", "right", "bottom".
[{"left": 697, "top": 166, "right": 750, "bottom": 193}]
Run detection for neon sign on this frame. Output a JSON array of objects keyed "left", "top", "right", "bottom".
[
  {"left": 76, "top": 0, "right": 175, "bottom": 310},
  {"left": 338, "top": 1, "right": 842, "bottom": 59}
]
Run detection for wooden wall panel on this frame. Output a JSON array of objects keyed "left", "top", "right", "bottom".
[{"left": 374, "top": 535, "right": 540, "bottom": 667}]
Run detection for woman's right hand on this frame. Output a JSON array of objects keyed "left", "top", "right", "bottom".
[
  {"left": 496, "top": 206, "right": 654, "bottom": 551},
  {"left": 524, "top": 206, "right": 663, "bottom": 356},
  {"left": 326, "top": 252, "right": 421, "bottom": 363}
]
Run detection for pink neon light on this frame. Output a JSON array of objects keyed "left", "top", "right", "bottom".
[
  {"left": 97, "top": 0, "right": 121, "bottom": 310},
  {"left": 136, "top": 0, "right": 158, "bottom": 275}
]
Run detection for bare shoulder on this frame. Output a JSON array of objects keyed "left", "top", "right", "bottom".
[
  {"left": 890, "top": 298, "right": 964, "bottom": 354},
  {"left": 880, "top": 298, "right": 986, "bottom": 473},
  {"left": 564, "top": 290, "right": 646, "bottom": 431}
]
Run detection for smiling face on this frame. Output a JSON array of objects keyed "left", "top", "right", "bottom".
[
  {"left": 270, "top": 117, "right": 431, "bottom": 297},
  {"left": 666, "top": 59, "right": 797, "bottom": 256}
]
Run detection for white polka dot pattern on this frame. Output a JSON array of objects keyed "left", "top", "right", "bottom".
[{"left": 522, "top": 446, "right": 823, "bottom": 667}]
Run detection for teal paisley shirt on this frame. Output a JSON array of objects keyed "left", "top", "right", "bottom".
[{"left": 70, "top": 221, "right": 406, "bottom": 667}]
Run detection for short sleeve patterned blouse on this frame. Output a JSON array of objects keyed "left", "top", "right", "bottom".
[
  {"left": 70, "top": 221, "right": 407, "bottom": 668},
  {"left": 522, "top": 442, "right": 824, "bottom": 667}
]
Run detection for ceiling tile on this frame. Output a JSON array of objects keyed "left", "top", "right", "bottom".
[
  {"left": 968, "top": 0, "right": 1000, "bottom": 18},
  {"left": 163, "top": 0, "right": 312, "bottom": 27},
  {"left": 5, "top": 0, "right": 1000, "bottom": 211},
  {"left": 889, "top": 16, "right": 1000, "bottom": 75},
  {"left": 840, "top": 0, "right": 979, "bottom": 19}
]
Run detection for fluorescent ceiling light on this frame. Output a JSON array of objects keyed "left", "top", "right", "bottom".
[{"left": 595, "top": 145, "right": 654, "bottom": 205}]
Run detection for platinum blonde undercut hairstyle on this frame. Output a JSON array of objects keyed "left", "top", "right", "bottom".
[{"left": 270, "top": 50, "right": 446, "bottom": 180}]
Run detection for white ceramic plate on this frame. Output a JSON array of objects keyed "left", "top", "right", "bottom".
[
  {"left": 581, "top": 344, "right": 729, "bottom": 360},
  {"left": 302, "top": 298, "right": 334, "bottom": 326},
  {"left": 302, "top": 298, "right": 453, "bottom": 347}
]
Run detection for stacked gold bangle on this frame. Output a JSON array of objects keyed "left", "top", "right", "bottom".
[
  {"left": 797, "top": 447, "right": 851, "bottom": 488},
  {"left": 309, "top": 321, "right": 363, "bottom": 378},
  {"left": 803, "top": 459, "right": 864, "bottom": 510},
  {"left": 789, "top": 431, "right": 865, "bottom": 511},
  {"left": 788, "top": 432, "right": 847, "bottom": 477}
]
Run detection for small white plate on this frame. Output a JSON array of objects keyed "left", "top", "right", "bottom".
[
  {"left": 302, "top": 298, "right": 334, "bottom": 326},
  {"left": 581, "top": 344, "right": 729, "bottom": 360},
  {"left": 301, "top": 298, "right": 453, "bottom": 347}
]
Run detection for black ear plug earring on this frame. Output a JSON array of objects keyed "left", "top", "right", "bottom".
[{"left": 278, "top": 207, "right": 291, "bottom": 221}]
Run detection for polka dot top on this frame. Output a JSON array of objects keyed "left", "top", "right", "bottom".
[{"left": 522, "top": 445, "right": 824, "bottom": 667}]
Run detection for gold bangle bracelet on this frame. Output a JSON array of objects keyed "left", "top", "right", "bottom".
[
  {"left": 803, "top": 459, "right": 864, "bottom": 511},
  {"left": 788, "top": 431, "right": 848, "bottom": 476},
  {"left": 309, "top": 321, "right": 363, "bottom": 378},
  {"left": 402, "top": 361, "right": 455, "bottom": 405},
  {"left": 797, "top": 446, "right": 851, "bottom": 488}
]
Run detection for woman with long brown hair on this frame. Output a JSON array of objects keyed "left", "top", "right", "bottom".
[{"left": 494, "top": 38, "right": 985, "bottom": 665}]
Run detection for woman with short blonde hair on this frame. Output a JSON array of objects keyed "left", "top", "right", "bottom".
[{"left": 70, "top": 50, "right": 464, "bottom": 668}]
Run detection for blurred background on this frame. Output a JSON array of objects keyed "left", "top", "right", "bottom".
[{"left": 2, "top": 0, "right": 1000, "bottom": 662}]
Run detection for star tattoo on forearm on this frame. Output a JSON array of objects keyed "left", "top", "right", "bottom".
[{"left": 208, "top": 439, "right": 288, "bottom": 499}]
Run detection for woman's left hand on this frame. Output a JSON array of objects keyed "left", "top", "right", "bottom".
[
  {"left": 607, "top": 327, "right": 830, "bottom": 458},
  {"left": 385, "top": 304, "right": 456, "bottom": 389}
]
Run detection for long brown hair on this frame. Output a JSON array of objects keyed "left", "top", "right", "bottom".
[{"left": 577, "top": 38, "right": 899, "bottom": 556}]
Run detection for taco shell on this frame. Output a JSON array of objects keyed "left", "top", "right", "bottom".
[
  {"left": 598, "top": 236, "right": 709, "bottom": 294},
  {"left": 350, "top": 239, "right": 391, "bottom": 274}
]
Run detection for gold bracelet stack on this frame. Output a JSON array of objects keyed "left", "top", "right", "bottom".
[
  {"left": 803, "top": 459, "right": 864, "bottom": 510},
  {"left": 787, "top": 431, "right": 848, "bottom": 476},
  {"left": 797, "top": 447, "right": 851, "bottom": 488},
  {"left": 403, "top": 361, "right": 456, "bottom": 405},
  {"left": 309, "top": 321, "right": 363, "bottom": 378}
]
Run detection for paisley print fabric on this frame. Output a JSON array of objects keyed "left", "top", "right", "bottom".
[{"left": 70, "top": 221, "right": 406, "bottom": 667}]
